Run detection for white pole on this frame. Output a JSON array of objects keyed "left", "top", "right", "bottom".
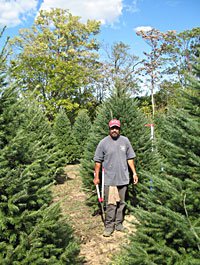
[
  {"left": 102, "top": 168, "right": 105, "bottom": 201},
  {"left": 151, "top": 124, "right": 154, "bottom": 151},
  {"left": 145, "top": 123, "right": 154, "bottom": 151},
  {"left": 145, "top": 123, "right": 154, "bottom": 191}
]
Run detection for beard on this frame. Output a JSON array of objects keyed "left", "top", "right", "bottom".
[{"left": 110, "top": 131, "right": 120, "bottom": 140}]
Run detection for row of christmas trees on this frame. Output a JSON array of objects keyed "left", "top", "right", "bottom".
[
  {"left": 53, "top": 109, "right": 92, "bottom": 166},
  {"left": 1, "top": 29, "right": 199, "bottom": 263},
  {"left": 0, "top": 85, "right": 84, "bottom": 263},
  {"left": 0, "top": 31, "right": 85, "bottom": 262},
  {"left": 2, "top": 66, "right": 199, "bottom": 263}
]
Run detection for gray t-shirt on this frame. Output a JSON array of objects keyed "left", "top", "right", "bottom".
[{"left": 93, "top": 135, "right": 136, "bottom": 186}]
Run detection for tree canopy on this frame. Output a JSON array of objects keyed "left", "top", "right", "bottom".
[{"left": 10, "top": 8, "right": 101, "bottom": 121}]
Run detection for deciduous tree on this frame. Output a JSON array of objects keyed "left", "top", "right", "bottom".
[
  {"left": 96, "top": 41, "right": 141, "bottom": 102},
  {"left": 163, "top": 27, "right": 200, "bottom": 87},
  {"left": 136, "top": 28, "right": 169, "bottom": 118},
  {"left": 10, "top": 8, "right": 101, "bottom": 121}
]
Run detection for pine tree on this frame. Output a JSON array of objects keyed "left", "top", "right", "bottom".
[
  {"left": 113, "top": 52, "right": 200, "bottom": 264},
  {"left": 0, "top": 27, "right": 19, "bottom": 147},
  {"left": 155, "top": 51, "right": 200, "bottom": 180},
  {"left": 81, "top": 84, "right": 159, "bottom": 213},
  {"left": 72, "top": 109, "right": 92, "bottom": 159},
  {"left": 53, "top": 110, "right": 79, "bottom": 164},
  {"left": 0, "top": 93, "right": 81, "bottom": 264},
  {"left": 114, "top": 172, "right": 200, "bottom": 264},
  {"left": 0, "top": 33, "right": 81, "bottom": 262}
]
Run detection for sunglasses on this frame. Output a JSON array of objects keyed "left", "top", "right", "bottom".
[{"left": 109, "top": 126, "right": 120, "bottom": 130}]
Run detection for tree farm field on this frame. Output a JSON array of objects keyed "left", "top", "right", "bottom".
[{"left": 51, "top": 164, "right": 137, "bottom": 265}]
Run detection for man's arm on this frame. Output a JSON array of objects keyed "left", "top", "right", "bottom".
[
  {"left": 127, "top": 159, "right": 138, "bottom": 184},
  {"left": 93, "top": 161, "right": 101, "bottom": 186}
]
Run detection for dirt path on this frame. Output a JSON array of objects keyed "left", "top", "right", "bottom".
[{"left": 52, "top": 164, "right": 136, "bottom": 264}]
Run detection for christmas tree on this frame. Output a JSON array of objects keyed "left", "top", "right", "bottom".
[
  {"left": 114, "top": 52, "right": 200, "bottom": 264},
  {"left": 72, "top": 109, "right": 92, "bottom": 159},
  {"left": 0, "top": 35, "right": 81, "bottom": 262},
  {"left": 0, "top": 94, "right": 81, "bottom": 263},
  {"left": 53, "top": 110, "right": 79, "bottom": 164},
  {"left": 81, "top": 84, "right": 158, "bottom": 213}
]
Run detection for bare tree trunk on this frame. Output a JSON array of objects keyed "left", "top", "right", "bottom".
[{"left": 151, "top": 75, "right": 155, "bottom": 119}]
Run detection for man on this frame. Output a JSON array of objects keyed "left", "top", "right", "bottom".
[{"left": 93, "top": 119, "right": 138, "bottom": 237}]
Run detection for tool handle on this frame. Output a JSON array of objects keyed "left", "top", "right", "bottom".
[
  {"left": 101, "top": 168, "right": 105, "bottom": 201},
  {"left": 96, "top": 184, "right": 101, "bottom": 200},
  {"left": 94, "top": 170, "right": 104, "bottom": 202}
]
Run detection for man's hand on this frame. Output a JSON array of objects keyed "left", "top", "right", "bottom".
[
  {"left": 94, "top": 161, "right": 101, "bottom": 186},
  {"left": 127, "top": 159, "right": 138, "bottom": 184},
  {"left": 133, "top": 174, "right": 138, "bottom": 185},
  {"left": 93, "top": 177, "right": 100, "bottom": 186}
]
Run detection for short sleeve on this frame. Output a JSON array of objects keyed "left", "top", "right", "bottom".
[
  {"left": 93, "top": 141, "right": 104, "bottom": 162},
  {"left": 126, "top": 138, "right": 136, "bottom": 159}
]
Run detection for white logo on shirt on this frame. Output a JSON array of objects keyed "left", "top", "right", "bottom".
[{"left": 120, "top": 145, "right": 126, "bottom": 152}]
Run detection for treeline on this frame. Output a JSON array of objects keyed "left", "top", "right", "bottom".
[
  {"left": 0, "top": 8, "right": 200, "bottom": 264},
  {"left": 5, "top": 8, "right": 200, "bottom": 123}
]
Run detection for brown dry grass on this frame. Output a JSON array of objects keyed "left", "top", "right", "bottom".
[{"left": 52, "top": 164, "right": 137, "bottom": 265}]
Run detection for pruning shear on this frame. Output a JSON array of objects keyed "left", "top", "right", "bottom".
[{"left": 94, "top": 168, "right": 105, "bottom": 226}]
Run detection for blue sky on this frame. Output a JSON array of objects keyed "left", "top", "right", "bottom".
[{"left": 0, "top": 0, "right": 199, "bottom": 59}]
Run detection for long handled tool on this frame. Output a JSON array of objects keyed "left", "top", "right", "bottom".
[{"left": 94, "top": 168, "right": 105, "bottom": 226}]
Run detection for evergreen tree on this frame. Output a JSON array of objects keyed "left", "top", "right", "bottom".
[
  {"left": 72, "top": 109, "right": 92, "bottom": 159},
  {"left": 0, "top": 32, "right": 80, "bottom": 262},
  {"left": 81, "top": 84, "right": 158, "bottom": 213},
  {"left": 53, "top": 110, "right": 79, "bottom": 164},
  {"left": 113, "top": 53, "right": 200, "bottom": 264},
  {"left": 155, "top": 51, "right": 200, "bottom": 180},
  {"left": 0, "top": 91, "right": 81, "bottom": 263},
  {"left": 0, "top": 27, "right": 19, "bottom": 147},
  {"left": 114, "top": 172, "right": 200, "bottom": 264}
]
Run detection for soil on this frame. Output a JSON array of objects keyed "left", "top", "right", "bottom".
[{"left": 52, "top": 164, "right": 137, "bottom": 265}]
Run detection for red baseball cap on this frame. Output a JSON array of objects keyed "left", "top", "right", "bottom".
[{"left": 109, "top": 119, "right": 121, "bottom": 128}]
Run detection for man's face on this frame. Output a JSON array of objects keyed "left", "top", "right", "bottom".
[{"left": 109, "top": 126, "right": 120, "bottom": 140}]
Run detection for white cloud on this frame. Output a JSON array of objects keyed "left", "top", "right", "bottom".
[
  {"left": 166, "top": 1, "right": 179, "bottom": 7},
  {"left": 125, "top": 0, "right": 140, "bottom": 13},
  {"left": 134, "top": 26, "right": 152, "bottom": 32},
  {"left": 0, "top": 0, "right": 140, "bottom": 28},
  {"left": 0, "top": 0, "right": 38, "bottom": 27},
  {"left": 39, "top": 0, "right": 123, "bottom": 25}
]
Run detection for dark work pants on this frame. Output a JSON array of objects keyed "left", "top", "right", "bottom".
[{"left": 104, "top": 185, "right": 127, "bottom": 229}]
